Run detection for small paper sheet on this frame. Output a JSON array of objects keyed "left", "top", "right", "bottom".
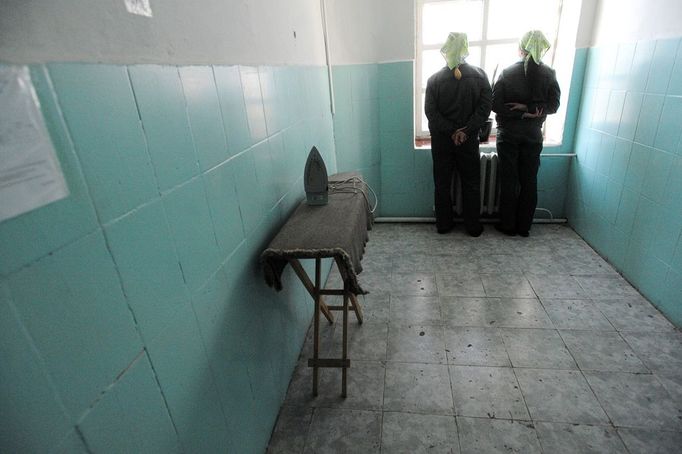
[{"left": 0, "top": 66, "right": 69, "bottom": 223}]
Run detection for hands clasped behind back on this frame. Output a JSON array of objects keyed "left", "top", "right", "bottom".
[{"left": 451, "top": 127, "right": 468, "bottom": 146}]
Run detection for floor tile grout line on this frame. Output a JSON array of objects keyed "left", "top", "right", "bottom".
[
  {"left": 378, "top": 327, "right": 388, "bottom": 453},
  {"left": 617, "top": 330, "right": 655, "bottom": 374},
  {"left": 444, "top": 347, "right": 464, "bottom": 453}
]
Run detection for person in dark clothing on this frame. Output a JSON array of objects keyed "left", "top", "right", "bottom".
[
  {"left": 492, "top": 30, "right": 560, "bottom": 237},
  {"left": 425, "top": 32, "right": 492, "bottom": 236}
]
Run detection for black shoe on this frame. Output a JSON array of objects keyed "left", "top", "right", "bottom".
[
  {"left": 467, "top": 225, "right": 484, "bottom": 237},
  {"left": 518, "top": 230, "right": 529, "bottom": 237},
  {"left": 494, "top": 224, "right": 516, "bottom": 236},
  {"left": 437, "top": 225, "right": 454, "bottom": 234}
]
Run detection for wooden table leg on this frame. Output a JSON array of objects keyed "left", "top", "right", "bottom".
[
  {"left": 333, "top": 256, "right": 363, "bottom": 324},
  {"left": 350, "top": 293, "right": 363, "bottom": 324},
  {"left": 312, "top": 258, "right": 321, "bottom": 396},
  {"left": 289, "top": 259, "right": 334, "bottom": 324},
  {"left": 342, "top": 282, "right": 349, "bottom": 398},
  {"left": 289, "top": 257, "right": 360, "bottom": 398}
]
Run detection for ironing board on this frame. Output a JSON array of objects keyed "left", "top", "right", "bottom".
[{"left": 261, "top": 172, "right": 373, "bottom": 397}]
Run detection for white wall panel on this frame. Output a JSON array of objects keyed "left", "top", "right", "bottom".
[{"left": 0, "top": 0, "right": 327, "bottom": 65}]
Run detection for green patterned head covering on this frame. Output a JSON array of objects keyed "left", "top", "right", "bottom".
[
  {"left": 440, "top": 32, "right": 469, "bottom": 70},
  {"left": 520, "top": 30, "right": 551, "bottom": 66}
]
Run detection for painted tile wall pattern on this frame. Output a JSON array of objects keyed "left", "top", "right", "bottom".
[
  {"left": 0, "top": 62, "right": 335, "bottom": 452},
  {"left": 331, "top": 65, "right": 382, "bottom": 202},
  {"left": 333, "top": 59, "right": 587, "bottom": 219},
  {"left": 568, "top": 38, "right": 682, "bottom": 326}
]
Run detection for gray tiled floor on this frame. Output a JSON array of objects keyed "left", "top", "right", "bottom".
[{"left": 267, "top": 223, "right": 682, "bottom": 454}]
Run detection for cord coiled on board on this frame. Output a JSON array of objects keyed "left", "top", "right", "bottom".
[{"left": 328, "top": 176, "right": 378, "bottom": 214}]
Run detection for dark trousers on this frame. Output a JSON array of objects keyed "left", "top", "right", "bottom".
[
  {"left": 431, "top": 134, "right": 481, "bottom": 232},
  {"left": 497, "top": 140, "right": 543, "bottom": 233}
]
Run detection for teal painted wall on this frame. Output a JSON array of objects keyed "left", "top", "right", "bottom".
[
  {"left": 0, "top": 63, "right": 335, "bottom": 452},
  {"left": 331, "top": 64, "right": 382, "bottom": 208},
  {"left": 332, "top": 55, "right": 588, "bottom": 219},
  {"left": 567, "top": 37, "right": 682, "bottom": 326}
]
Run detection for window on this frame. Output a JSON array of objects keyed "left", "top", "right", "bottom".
[{"left": 415, "top": 0, "right": 564, "bottom": 140}]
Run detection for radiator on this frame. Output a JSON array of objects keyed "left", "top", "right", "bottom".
[{"left": 452, "top": 151, "right": 500, "bottom": 216}]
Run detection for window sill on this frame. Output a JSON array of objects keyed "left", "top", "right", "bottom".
[
  {"left": 414, "top": 137, "right": 562, "bottom": 151},
  {"left": 414, "top": 137, "right": 498, "bottom": 151}
]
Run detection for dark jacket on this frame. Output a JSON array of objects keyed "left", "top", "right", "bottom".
[
  {"left": 492, "top": 60, "right": 560, "bottom": 143},
  {"left": 425, "top": 63, "right": 492, "bottom": 137}
]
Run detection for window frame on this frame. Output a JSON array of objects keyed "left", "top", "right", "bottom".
[{"left": 415, "top": 0, "right": 563, "bottom": 142}]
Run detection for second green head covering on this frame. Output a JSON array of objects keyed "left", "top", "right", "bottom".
[
  {"left": 520, "top": 30, "right": 551, "bottom": 65},
  {"left": 440, "top": 32, "right": 469, "bottom": 70}
]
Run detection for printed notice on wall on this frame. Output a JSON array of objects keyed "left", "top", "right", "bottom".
[{"left": 0, "top": 67, "right": 68, "bottom": 223}]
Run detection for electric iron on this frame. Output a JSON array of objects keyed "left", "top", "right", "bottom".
[{"left": 304, "top": 146, "right": 328, "bottom": 205}]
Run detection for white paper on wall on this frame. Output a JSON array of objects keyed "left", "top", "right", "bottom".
[
  {"left": 0, "top": 66, "right": 69, "bottom": 223},
  {"left": 125, "top": 0, "right": 153, "bottom": 17}
]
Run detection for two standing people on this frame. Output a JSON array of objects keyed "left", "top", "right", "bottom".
[{"left": 426, "top": 30, "right": 560, "bottom": 237}]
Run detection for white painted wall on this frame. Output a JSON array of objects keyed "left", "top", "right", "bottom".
[
  {"left": 325, "top": 0, "right": 382, "bottom": 64},
  {"left": 575, "top": 0, "right": 598, "bottom": 48},
  {"left": 0, "top": 0, "right": 327, "bottom": 65},
  {"left": 590, "top": 0, "right": 682, "bottom": 46},
  {"left": 325, "top": 0, "right": 414, "bottom": 65},
  {"left": 376, "top": 0, "right": 415, "bottom": 63}
]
